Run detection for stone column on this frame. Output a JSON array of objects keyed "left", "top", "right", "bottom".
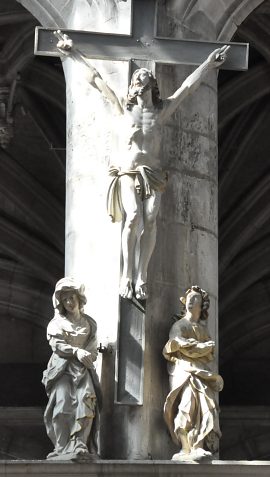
[
  {"left": 136, "top": 2, "right": 219, "bottom": 458},
  {"left": 61, "top": 0, "right": 132, "bottom": 459},
  {"left": 64, "top": 6, "right": 219, "bottom": 459},
  {"left": 18, "top": 0, "right": 219, "bottom": 460},
  {"left": 98, "top": 70, "right": 218, "bottom": 461},
  {"left": 144, "top": 63, "right": 219, "bottom": 459}
]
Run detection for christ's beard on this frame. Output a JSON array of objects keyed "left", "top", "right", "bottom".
[{"left": 133, "top": 81, "right": 151, "bottom": 97}]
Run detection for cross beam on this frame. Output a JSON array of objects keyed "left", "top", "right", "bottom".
[{"left": 34, "top": 0, "right": 249, "bottom": 71}]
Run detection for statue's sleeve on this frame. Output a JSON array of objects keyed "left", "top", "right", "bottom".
[
  {"left": 179, "top": 343, "right": 214, "bottom": 359},
  {"left": 48, "top": 334, "right": 78, "bottom": 358},
  {"left": 163, "top": 321, "right": 213, "bottom": 361},
  {"left": 47, "top": 319, "right": 78, "bottom": 358},
  {"left": 85, "top": 324, "right": 98, "bottom": 362}
]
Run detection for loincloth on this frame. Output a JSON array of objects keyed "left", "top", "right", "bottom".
[{"left": 107, "top": 165, "right": 168, "bottom": 222}]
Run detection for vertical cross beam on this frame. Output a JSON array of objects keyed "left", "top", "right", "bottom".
[{"left": 115, "top": 299, "right": 145, "bottom": 404}]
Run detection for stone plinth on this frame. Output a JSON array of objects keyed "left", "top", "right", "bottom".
[{"left": 1, "top": 461, "right": 270, "bottom": 477}]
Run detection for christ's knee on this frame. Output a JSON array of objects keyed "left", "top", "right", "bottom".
[
  {"left": 143, "top": 215, "right": 157, "bottom": 234},
  {"left": 124, "top": 210, "right": 140, "bottom": 231}
]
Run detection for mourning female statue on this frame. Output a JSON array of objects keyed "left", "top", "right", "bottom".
[
  {"left": 42, "top": 277, "right": 102, "bottom": 461},
  {"left": 163, "top": 285, "right": 223, "bottom": 462},
  {"left": 55, "top": 30, "right": 229, "bottom": 301}
]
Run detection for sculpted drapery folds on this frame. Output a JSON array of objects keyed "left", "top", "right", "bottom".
[
  {"left": 42, "top": 277, "right": 101, "bottom": 461},
  {"left": 55, "top": 30, "right": 229, "bottom": 301},
  {"left": 163, "top": 286, "right": 223, "bottom": 462}
]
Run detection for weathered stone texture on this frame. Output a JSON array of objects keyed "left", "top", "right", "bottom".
[{"left": 1, "top": 460, "right": 270, "bottom": 477}]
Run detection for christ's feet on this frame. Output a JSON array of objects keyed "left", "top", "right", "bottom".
[
  {"left": 120, "top": 279, "right": 133, "bottom": 300},
  {"left": 135, "top": 282, "right": 148, "bottom": 300}
]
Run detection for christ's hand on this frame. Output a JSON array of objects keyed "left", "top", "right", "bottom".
[
  {"left": 54, "top": 30, "right": 73, "bottom": 55},
  {"left": 207, "top": 45, "right": 230, "bottom": 68}
]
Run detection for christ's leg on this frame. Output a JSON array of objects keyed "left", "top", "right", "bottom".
[
  {"left": 135, "top": 191, "right": 161, "bottom": 300},
  {"left": 120, "top": 175, "right": 142, "bottom": 299}
]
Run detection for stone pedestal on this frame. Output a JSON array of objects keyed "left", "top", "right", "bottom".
[{"left": 1, "top": 461, "right": 270, "bottom": 477}]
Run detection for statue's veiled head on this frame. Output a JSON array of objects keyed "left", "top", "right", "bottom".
[{"left": 53, "top": 277, "right": 87, "bottom": 316}]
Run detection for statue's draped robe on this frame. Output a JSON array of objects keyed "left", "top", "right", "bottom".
[
  {"left": 42, "top": 313, "right": 101, "bottom": 458},
  {"left": 163, "top": 317, "right": 222, "bottom": 453}
]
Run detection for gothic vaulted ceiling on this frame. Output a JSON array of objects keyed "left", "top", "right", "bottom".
[
  {"left": 0, "top": 0, "right": 65, "bottom": 404},
  {"left": 218, "top": 0, "right": 270, "bottom": 405}
]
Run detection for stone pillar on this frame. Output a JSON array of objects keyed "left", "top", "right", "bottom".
[
  {"left": 18, "top": 0, "right": 219, "bottom": 460},
  {"left": 61, "top": 0, "right": 132, "bottom": 459},
  {"left": 64, "top": 6, "right": 219, "bottom": 459},
  {"left": 157, "top": 62, "right": 218, "bottom": 338},
  {"left": 144, "top": 63, "right": 219, "bottom": 459}
]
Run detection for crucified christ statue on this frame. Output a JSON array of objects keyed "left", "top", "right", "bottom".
[{"left": 55, "top": 30, "right": 229, "bottom": 301}]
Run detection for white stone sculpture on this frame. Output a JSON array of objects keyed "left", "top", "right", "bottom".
[
  {"left": 42, "top": 277, "right": 101, "bottom": 461},
  {"left": 56, "top": 31, "right": 229, "bottom": 301},
  {"left": 163, "top": 285, "right": 223, "bottom": 462}
]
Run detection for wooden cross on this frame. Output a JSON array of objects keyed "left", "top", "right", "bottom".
[{"left": 34, "top": 0, "right": 249, "bottom": 406}]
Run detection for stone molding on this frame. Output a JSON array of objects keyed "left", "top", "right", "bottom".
[
  {"left": 16, "top": 0, "right": 65, "bottom": 28},
  {"left": 0, "top": 460, "right": 270, "bottom": 477}
]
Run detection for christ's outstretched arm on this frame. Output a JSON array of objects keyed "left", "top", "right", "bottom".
[
  {"left": 160, "top": 45, "right": 230, "bottom": 122},
  {"left": 55, "top": 30, "right": 124, "bottom": 115}
]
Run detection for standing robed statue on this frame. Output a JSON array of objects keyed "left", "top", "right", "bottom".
[
  {"left": 42, "top": 277, "right": 102, "bottom": 461},
  {"left": 163, "top": 285, "right": 223, "bottom": 462}
]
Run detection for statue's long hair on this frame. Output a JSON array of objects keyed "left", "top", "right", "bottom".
[
  {"left": 179, "top": 285, "right": 210, "bottom": 321},
  {"left": 126, "top": 68, "right": 162, "bottom": 110}
]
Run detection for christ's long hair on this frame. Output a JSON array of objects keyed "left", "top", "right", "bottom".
[{"left": 126, "top": 68, "right": 162, "bottom": 109}]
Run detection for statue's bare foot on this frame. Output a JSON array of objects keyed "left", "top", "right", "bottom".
[
  {"left": 135, "top": 282, "right": 148, "bottom": 300},
  {"left": 189, "top": 447, "right": 212, "bottom": 461},
  {"left": 120, "top": 279, "right": 133, "bottom": 299},
  {"left": 171, "top": 450, "right": 193, "bottom": 462}
]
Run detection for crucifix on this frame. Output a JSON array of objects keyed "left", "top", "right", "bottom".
[{"left": 34, "top": 0, "right": 248, "bottom": 407}]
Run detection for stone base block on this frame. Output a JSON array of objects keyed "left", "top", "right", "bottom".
[{"left": 1, "top": 461, "right": 270, "bottom": 477}]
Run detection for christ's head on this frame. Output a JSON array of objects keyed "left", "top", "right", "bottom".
[{"left": 126, "top": 68, "right": 162, "bottom": 108}]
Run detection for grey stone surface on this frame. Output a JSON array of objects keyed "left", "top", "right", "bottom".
[
  {"left": 1, "top": 406, "right": 270, "bottom": 462},
  {"left": 1, "top": 461, "right": 270, "bottom": 477},
  {"left": 0, "top": 408, "right": 50, "bottom": 460},
  {"left": 220, "top": 407, "right": 270, "bottom": 461}
]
